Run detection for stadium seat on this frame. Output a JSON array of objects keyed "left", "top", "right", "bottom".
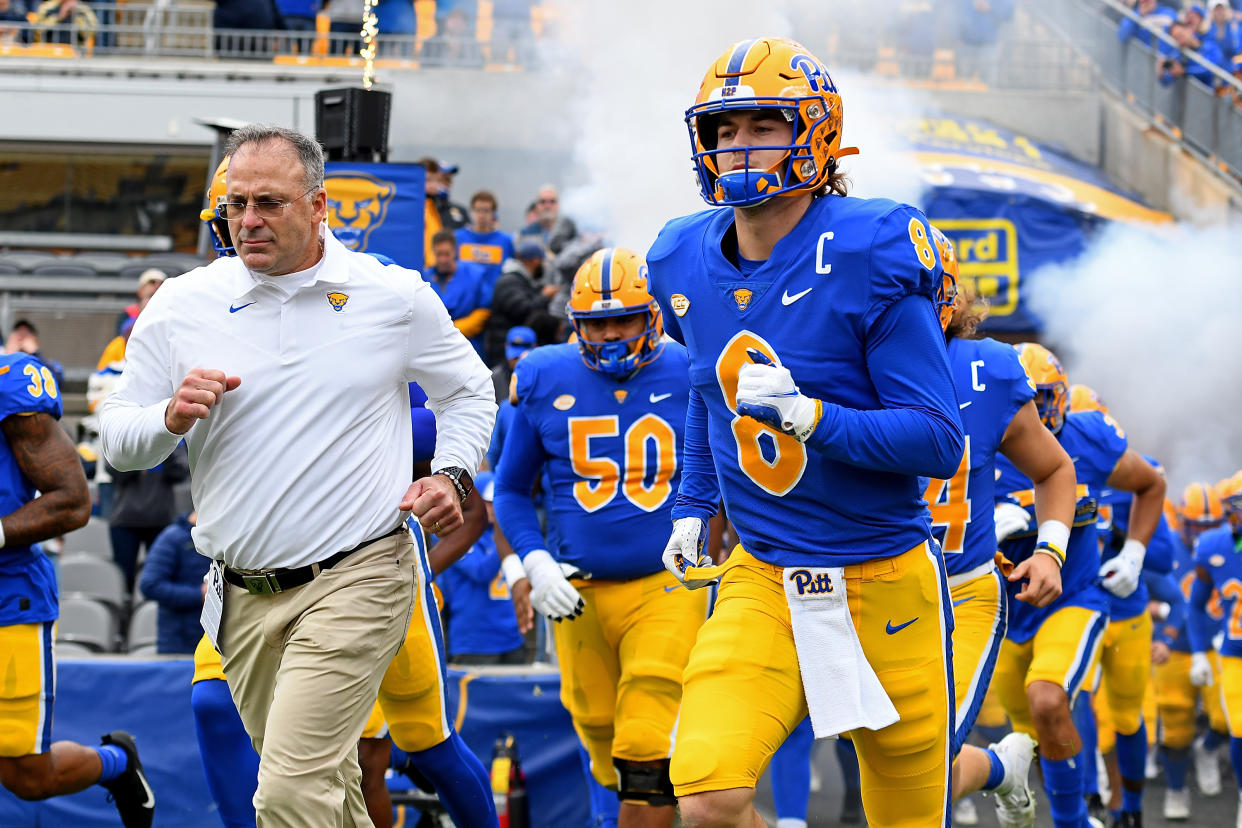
[
  {"left": 0, "top": 263, "right": 19, "bottom": 275},
  {"left": 62, "top": 517, "right": 113, "bottom": 558},
  {"left": 0, "top": 251, "right": 56, "bottom": 272},
  {"left": 58, "top": 553, "right": 127, "bottom": 617},
  {"left": 29, "top": 260, "right": 100, "bottom": 278},
  {"left": 55, "top": 640, "right": 100, "bottom": 658},
  {"left": 126, "top": 600, "right": 159, "bottom": 652},
  {"left": 67, "top": 252, "right": 133, "bottom": 276},
  {"left": 131, "top": 253, "right": 205, "bottom": 278},
  {"left": 57, "top": 596, "right": 117, "bottom": 653},
  {"left": 127, "top": 643, "right": 158, "bottom": 657}
]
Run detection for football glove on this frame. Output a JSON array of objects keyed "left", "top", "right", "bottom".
[
  {"left": 1098, "top": 539, "right": 1145, "bottom": 598},
  {"left": 1190, "top": 652, "right": 1214, "bottom": 687},
  {"left": 735, "top": 349, "right": 821, "bottom": 443},
  {"left": 994, "top": 502, "right": 1033, "bottom": 543},
  {"left": 662, "top": 517, "right": 714, "bottom": 590},
  {"left": 522, "top": 548, "right": 584, "bottom": 621}
]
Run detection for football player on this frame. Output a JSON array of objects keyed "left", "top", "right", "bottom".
[
  {"left": 927, "top": 234, "right": 1076, "bottom": 824},
  {"left": 1187, "top": 473, "right": 1242, "bottom": 828},
  {"left": 493, "top": 246, "right": 705, "bottom": 828},
  {"left": 0, "top": 348, "right": 156, "bottom": 827},
  {"left": 991, "top": 343, "right": 1165, "bottom": 828},
  {"left": 1154, "top": 484, "right": 1228, "bottom": 820},
  {"left": 647, "top": 37, "right": 965, "bottom": 827}
]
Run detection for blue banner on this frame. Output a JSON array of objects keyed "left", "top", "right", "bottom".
[{"left": 324, "top": 162, "right": 426, "bottom": 274}]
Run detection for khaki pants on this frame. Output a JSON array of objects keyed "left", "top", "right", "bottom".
[{"left": 220, "top": 532, "right": 415, "bottom": 828}]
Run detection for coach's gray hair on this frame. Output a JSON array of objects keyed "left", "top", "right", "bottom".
[{"left": 224, "top": 124, "right": 325, "bottom": 191}]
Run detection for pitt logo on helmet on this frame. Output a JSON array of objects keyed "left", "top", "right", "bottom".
[
  {"left": 327, "top": 292, "right": 349, "bottom": 312},
  {"left": 324, "top": 172, "right": 397, "bottom": 253},
  {"left": 788, "top": 569, "right": 833, "bottom": 596}
]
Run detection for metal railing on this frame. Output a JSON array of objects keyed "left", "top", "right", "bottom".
[{"left": 1039, "top": 0, "right": 1242, "bottom": 182}]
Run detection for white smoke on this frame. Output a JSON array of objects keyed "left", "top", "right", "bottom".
[{"left": 1028, "top": 220, "right": 1242, "bottom": 491}]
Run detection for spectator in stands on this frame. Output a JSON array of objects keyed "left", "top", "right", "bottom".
[
  {"left": 325, "top": 0, "right": 363, "bottom": 54},
  {"left": 4, "top": 319, "right": 64, "bottom": 392},
  {"left": 276, "top": 0, "right": 320, "bottom": 54},
  {"left": 456, "top": 190, "right": 513, "bottom": 301},
  {"left": 420, "top": 7, "right": 483, "bottom": 66},
  {"left": 374, "top": 0, "right": 417, "bottom": 57},
  {"left": 138, "top": 511, "right": 209, "bottom": 655},
  {"left": 428, "top": 229, "right": 491, "bottom": 355},
  {"left": 105, "top": 442, "right": 189, "bottom": 597},
  {"left": 489, "top": 0, "right": 533, "bottom": 64},
  {"left": 0, "top": 0, "right": 30, "bottom": 44},
  {"left": 490, "top": 324, "right": 534, "bottom": 403},
  {"left": 437, "top": 473, "right": 526, "bottom": 664},
  {"left": 1206, "top": 0, "right": 1241, "bottom": 60},
  {"left": 517, "top": 184, "right": 577, "bottom": 255},
  {"left": 212, "top": 0, "right": 286, "bottom": 57},
  {"left": 117, "top": 267, "right": 165, "bottom": 335},
  {"left": 436, "top": 161, "right": 469, "bottom": 230},
  {"left": 31, "top": 0, "right": 98, "bottom": 47},
  {"left": 1159, "top": 18, "right": 1228, "bottom": 84},
  {"left": 953, "top": 0, "right": 1015, "bottom": 82},
  {"left": 487, "top": 240, "right": 560, "bottom": 360},
  {"left": 1119, "top": 0, "right": 1179, "bottom": 46},
  {"left": 418, "top": 157, "right": 467, "bottom": 265}
]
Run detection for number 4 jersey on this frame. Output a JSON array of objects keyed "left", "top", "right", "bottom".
[
  {"left": 0, "top": 352, "right": 64, "bottom": 625},
  {"left": 647, "top": 195, "right": 963, "bottom": 568},
  {"left": 923, "top": 337, "right": 1034, "bottom": 578},
  {"left": 493, "top": 342, "right": 690, "bottom": 580}
]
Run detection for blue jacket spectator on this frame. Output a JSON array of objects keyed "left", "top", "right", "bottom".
[
  {"left": 955, "top": 0, "right": 1015, "bottom": 46},
  {"left": 428, "top": 229, "right": 491, "bottom": 355},
  {"left": 138, "top": 513, "right": 210, "bottom": 655},
  {"left": 456, "top": 190, "right": 514, "bottom": 301},
  {"left": 437, "top": 474, "right": 526, "bottom": 664},
  {"left": 1205, "top": 0, "right": 1242, "bottom": 60},
  {"left": 1159, "top": 20, "right": 1229, "bottom": 84},
  {"left": 215, "top": 0, "right": 285, "bottom": 29},
  {"left": 1119, "top": 0, "right": 1179, "bottom": 47}
]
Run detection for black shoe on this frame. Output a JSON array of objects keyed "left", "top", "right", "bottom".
[
  {"left": 840, "top": 786, "right": 863, "bottom": 824},
  {"left": 100, "top": 731, "right": 155, "bottom": 828},
  {"left": 1087, "top": 793, "right": 1109, "bottom": 825},
  {"left": 1111, "top": 811, "right": 1143, "bottom": 828}
]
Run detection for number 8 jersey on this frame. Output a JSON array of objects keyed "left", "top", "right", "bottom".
[
  {"left": 494, "top": 342, "right": 690, "bottom": 580},
  {"left": 0, "top": 352, "right": 65, "bottom": 625},
  {"left": 647, "top": 196, "right": 963, "bottom": 567}
]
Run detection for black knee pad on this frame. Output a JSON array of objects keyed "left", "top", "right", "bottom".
[{"left": 613, "top": 757, "right": 676, "bottom": 807}]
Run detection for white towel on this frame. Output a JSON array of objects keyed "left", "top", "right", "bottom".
[{"left": 783, "top": 565, "right": 899, "bottom": 738}]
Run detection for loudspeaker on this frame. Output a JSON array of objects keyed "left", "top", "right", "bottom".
[{"left": 315, "top": 87, "right": 392, "bottom": 162}]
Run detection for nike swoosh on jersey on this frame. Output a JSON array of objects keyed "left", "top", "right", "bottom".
[
  {"left": 885, "top": 617, "right": 918, "bottom": 634},
  {"left": 959, "top": 401, "right": 973, "bottom": 409},
  {"left": 781, "top": 288, "right": 813, "bottom": 306},
  {"left": 952, "top": 596, "right": 975, "bottom": 607},
  {"left": 229, "top": 302, "right": 256, "bottom": 313},
  {"left": 649, "top": 393, "right": 672, "bottom": 403},
  {"left": 663, "top": 585, "right": 678, "bottom": 593}
]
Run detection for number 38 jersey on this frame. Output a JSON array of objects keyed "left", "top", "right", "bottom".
[
  {"left": 0, "top": 352, "right": 64, "bottom": 625},
  {"left": 493, "top": 342, "right": 690, "bottom": 581},
  {"left": 647, "top": 195, "right": 963, "bottom": 567},
  {"left": 923, "top": 337, "right": 1034, "bottom": 577}
]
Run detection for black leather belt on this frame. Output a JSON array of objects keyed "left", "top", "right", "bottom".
[{"left": 223, "top": 525, "right": 406, "bottom": 595}]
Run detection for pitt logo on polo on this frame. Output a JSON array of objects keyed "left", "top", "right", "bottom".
[
  {"left": 327, "top": 292, "right": 350, "bottom": 312},
  {"left": 788, "top": 569, "right": 833, "bottom": 596}
]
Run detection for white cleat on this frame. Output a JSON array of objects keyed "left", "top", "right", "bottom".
[
  {"left": 1146, "top": 742, "right": 1160, "bottom": 780},
  {"left": 1237, "top": 791, "right": 1242, "bottom": 828},
  {"left": 953, "top": 795, "right": 979, "bottom": 826},
  {"left": 990, "top": 732, "right": 1038, "bottom": 828},
  {"left": 1096, "top": 749, "right": 1111, "bottom": 803},
  {"left": 1163, "top": 787, "right": 1191, "bottom": 821},
  {"left": 1087, "top": 818, "right": 1105, "bottom": 828},
  {"left": 1194, "top": 734, "right": 1223, "bottom": 796}
]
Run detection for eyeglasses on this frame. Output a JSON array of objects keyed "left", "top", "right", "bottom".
[
  {"left": 215, "top": 185, "right": 319, "bottom": 221},
  {"left": 537, "top": 197, "right": 558, "bottom": 205}
]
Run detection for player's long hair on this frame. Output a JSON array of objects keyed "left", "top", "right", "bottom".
[{"left": 946, "top": 280, "right": 988, "bottom": 340}]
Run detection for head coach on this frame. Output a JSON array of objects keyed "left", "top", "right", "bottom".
[{"left": 98, "top": 124, "right": 496, "bottom": 828}]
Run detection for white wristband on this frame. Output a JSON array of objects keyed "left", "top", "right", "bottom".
[
  {"left": 1035, "top": 520, "right": 1070, "bottom": 556},
  {"left": 0, "top": 518, "right": 6, "bottom": 548},
  {"left": 500, "top": 553, "right": 527, "bottom": 587},
  {"left": 1120, "top": 538, "right": 1146, "bottom": 559}
]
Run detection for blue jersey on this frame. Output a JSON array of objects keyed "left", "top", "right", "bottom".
[
  {"left": 997, "top": 410, "right": 1124, "bottom": 642},
  {"left": 493, "top": 342, "right": 690, "bottom": 581},
  {"left": 1171, "top": 531, "right": 1221, "bottom": 654},
  {"left": 429, "top": 260, "right": 490, "bottom": 321},
  {"left": 455, "top": 228, "right": 513, "bottom": 299},
  {"left": 1096, "top": 465, "right": 1175, "bottom": 622},
  {"left": 0, "top": 352, "right": 64, "bottom": 625},
  {"left": 438, "top": 528, "right": 526, "bottom": 657},
  {"left": 925, "top": 337, "right": 1034, "bottom": 577},
  {"left": 1193, "top": 526, "right": 1242, "bottom": 657},
  {"left": 647, "top": 196, "right": 963, "bottom": 567}
]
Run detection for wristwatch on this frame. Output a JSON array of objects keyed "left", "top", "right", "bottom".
[{"left": 433, "top": 466, "right": 474, "bottom": 504}]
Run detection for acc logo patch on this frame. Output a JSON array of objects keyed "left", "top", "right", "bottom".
[
  {"left": 1211, "top": 554, "right": 1226, "bottom": 567},
  {"left": 327, "top": 292, "right": 349, "bottom": 312},
  {"left": 733, "top": 288, "right": 753, "bottom": 312},
  {"left": 670, "top": 294, "right": 690, "bottom": 317},
  {"left": 553, "top": 394, "right": 575, "bottom": 411},
  {"left": 324, "top": 171, "right": 397, "bottom": 252}
]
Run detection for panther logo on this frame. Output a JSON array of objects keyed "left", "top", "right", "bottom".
[{"left": 324, "top": 172, "right": 397, "bottom": 252}]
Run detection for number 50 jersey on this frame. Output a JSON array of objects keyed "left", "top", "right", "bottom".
[{"left": 493, "top": 342, "right": 690, "bottom": 581}]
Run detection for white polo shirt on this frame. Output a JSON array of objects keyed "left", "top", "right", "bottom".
[{"left": 99, "top": 228, "right": 496, "bottom": 570}]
